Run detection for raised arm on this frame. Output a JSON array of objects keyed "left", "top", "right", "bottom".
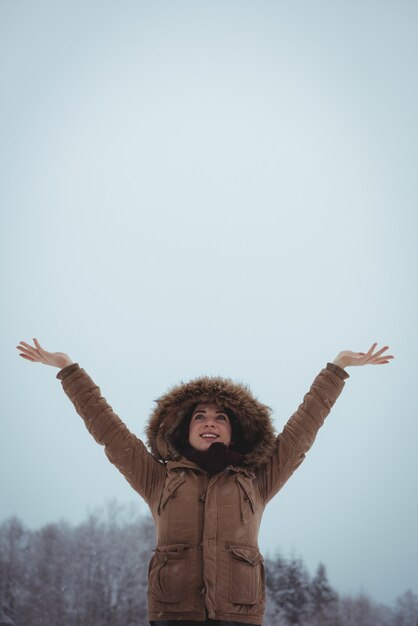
[
  {"left": 258, "top": 343, "right": 394, "bottom": 504},
  {"left": 16, "top": 339, "right": 166, "bottom": 506}
]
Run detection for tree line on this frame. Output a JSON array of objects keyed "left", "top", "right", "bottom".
[{"left": 0, "top": 502, "right": 417, "bottom": 626}]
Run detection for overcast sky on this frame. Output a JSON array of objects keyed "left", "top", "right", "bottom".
[{"left": 1, "top": 0, "right": 417, "bottom": 607}]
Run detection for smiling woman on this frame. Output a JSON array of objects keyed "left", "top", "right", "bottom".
[
  {"left": 188, "top": 403, "right": 233, "bottom": 450},
  {"left": 16, "top": 338, "right": 393, "bottom": 626}
]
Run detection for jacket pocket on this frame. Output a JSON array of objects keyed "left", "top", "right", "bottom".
[
  {"left": 148, "top": 543, "right": 191, "bottom": 603},
  {"left": 236, "top": 474, "right": 256, "bottom": 515},
  {"left": 158, "top": 474, "right": 186, "bottom": 514},
  {"left": 236, "top": 474, "right": 255, "bottom": 509},
  {"left": 228, "top": 545, "right": 264, "bottom": 605}
]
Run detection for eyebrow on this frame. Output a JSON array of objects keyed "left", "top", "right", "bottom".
[{"left": 193, "top": 408, "right": 227, "bottom": 414}]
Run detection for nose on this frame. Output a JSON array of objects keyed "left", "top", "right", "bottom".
[{"left": 204, "top": 417, "right": 217, "bottom": 427}]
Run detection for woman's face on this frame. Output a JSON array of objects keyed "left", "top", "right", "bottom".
[{"left": 188, "top": 402, "right": 232, "bottom": 451}]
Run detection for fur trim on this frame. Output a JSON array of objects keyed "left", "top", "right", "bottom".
[{"left": 145, "top": 376, "right": 277, "bottom": 468}]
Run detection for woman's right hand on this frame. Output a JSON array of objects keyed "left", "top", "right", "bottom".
[{"left": 16, "top": 338, "right": 74, "bottom": 369}]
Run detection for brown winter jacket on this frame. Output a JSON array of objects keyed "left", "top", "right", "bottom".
[{"left": 57, "top": 362, "right": 349, "bottom": 625}]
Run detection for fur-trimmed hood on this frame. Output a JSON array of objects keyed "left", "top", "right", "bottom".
[{"left": 145, "top": 376, "right": 277, "bottom": 468}]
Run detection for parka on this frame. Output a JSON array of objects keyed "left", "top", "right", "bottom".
[{"left": 56, "top": 361, "right": 349, "bottom": 625}]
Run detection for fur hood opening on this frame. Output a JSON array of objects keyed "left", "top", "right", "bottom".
[{"left": 145, "top": 376, "right": 278, "bottom": 468}]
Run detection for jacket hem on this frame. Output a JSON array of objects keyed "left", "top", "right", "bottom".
[
  {"left": 212, "top": 611, "right": 263, "bottom": 624},
  {"left": 148, "top": 611, "right": 263, "bottom": 624},
  {"left": 148, "top": 611, "right": 207, "bottom": 622}
]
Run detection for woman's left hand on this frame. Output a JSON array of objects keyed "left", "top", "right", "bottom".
[{"left": 333, "top": 343, "right": 394, "bottom": 369}]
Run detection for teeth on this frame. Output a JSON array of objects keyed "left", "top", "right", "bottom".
[{"left": 201, "top": 434, "right": 218, "bottom": 438}]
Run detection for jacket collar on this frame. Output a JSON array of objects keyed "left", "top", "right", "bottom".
[{"left": 167, "top": 457, "right": 256, "bottom": 479}]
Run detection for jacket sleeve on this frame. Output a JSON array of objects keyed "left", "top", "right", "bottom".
[
  {"left": 258, "top": 362, "right": 349, "bottom": 504},
  {"left": 56, "top": 363, "right": 165, "bottom": 506}
]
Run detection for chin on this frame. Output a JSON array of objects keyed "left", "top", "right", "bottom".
[
  {"left": 200, "top": 441, "right": 216, "bottom": 450},
  {"left": 191, "top": 439, "right": 217, "bottom": 451},
  {"left": 200, "top": 440, "right": 226, "bottom": 450}
]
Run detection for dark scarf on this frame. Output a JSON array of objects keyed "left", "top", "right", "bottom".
[{"left": 179, "top": 442, "right": 244, "bottom": 476}]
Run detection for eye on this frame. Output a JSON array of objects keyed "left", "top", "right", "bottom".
[
  {"left": 216, "top": 415, "right": 227, "bottom": 421},
  {"left": 193, "top": 413, "right": 204, "bottom": 420}
]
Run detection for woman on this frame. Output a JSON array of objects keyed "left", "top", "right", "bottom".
[{"left": 16, "top": 339, "right": 393, "bottom": 626}]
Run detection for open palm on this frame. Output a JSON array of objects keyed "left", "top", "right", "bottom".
[
  {"left": 16, "top": 338, "right": 73, "bottom": 369},
  {"left": 334, "top": 343, "right": 394, "bottom": 369}
]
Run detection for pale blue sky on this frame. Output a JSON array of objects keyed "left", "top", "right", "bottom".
[{"left": 1, "top": 0, "right": 417, "bottom": 606}]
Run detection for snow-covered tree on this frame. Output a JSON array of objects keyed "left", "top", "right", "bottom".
[
  {"left": 309, "top": 562, "right": 339, "bottom": 625},
  {"left": 339, "top": 593, "right": 395, "bottom": 626},
  {"left": 265, "top": 552, "right": 288, "bottom": 624},
  {"left": 1, "top": 507, "right": 415, "bottom": 626},
  {"left": 265, "top": 552, "right": 311, "bottom": 625},
  {"left": 0, "top": 517, "right": 30, "bottom": 625},
  {"left": 394, "top": 590, "right": 418, "bottom": 626}
]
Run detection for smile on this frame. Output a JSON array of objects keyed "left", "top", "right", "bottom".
[{"left": 200, "top": 433, "right": 219, "bottom": 439}]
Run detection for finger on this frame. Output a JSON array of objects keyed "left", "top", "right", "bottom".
[
  {"left": 33, "top": 338, "right": 46, "bottom": 353},
  {"left": 17, "top": 345, "right": 42, "bottom": 360},
  {"left": 372, "top": 353, "right": 394, "bottom": 361},
  {"left": 19, "top": 353, "right": 37, "bottom": 362},
  {"left": 17, "top": 343, "right": 38, "bottom": 354},
  {"left": 372, "top": 357, "right": 393, "bottom": 364},
  {"left": 19, "top": 341, "right": 36, "bottom": 350},
  {"left": 373, "top": 346, "right": 390, "bottom": 358},
  {"left": 17, "top": 344, "right": 36, "bottom": 355},
  {"left": 366, "top": 343, "right": 387, "bottom": 360},
  {"left": 366, "top": 343, "right": 378, "bottom": 356},
  {"left": 19, "top": 341, "right": 41, "bottom": 355}
]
